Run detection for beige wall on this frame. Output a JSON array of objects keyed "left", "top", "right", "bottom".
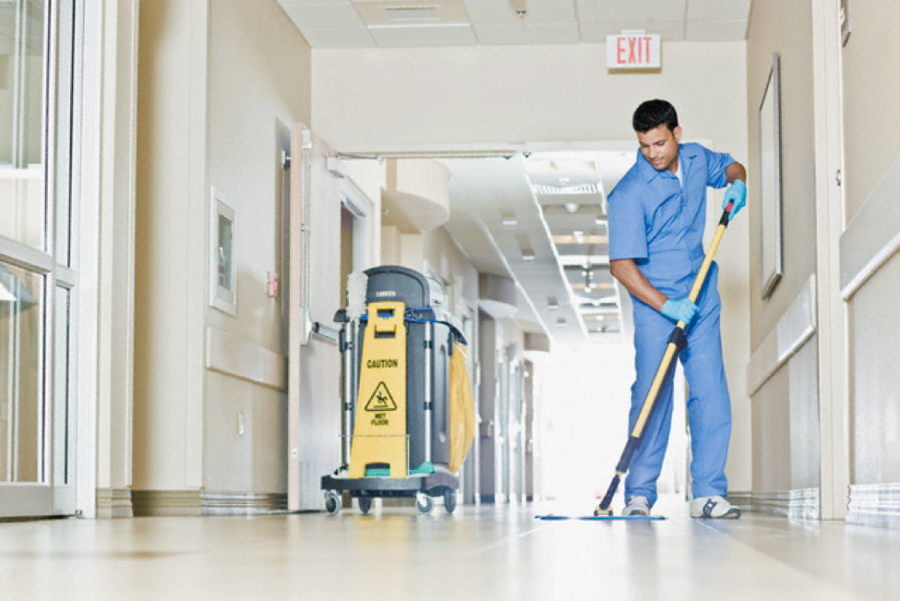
[
  {"left": 745, "top": 0, "right": 820, "bottom": 498},
  {"left": 842, "top": 1, "right": 900, "bottom": 221},
  {"left": 134, "top": 0, "right": 327, "bottom": 511},
  {"left": 135, "top": 0, "right": 209, "bottom": 493},
  {"left": 312, "top": 41, "right": 753, "bottom": 492},
  {"left": 747, "top": 1, "right": 817, "bottom": 338},
  {"left": 841, "top": 0, "right": 900, "bottom": 496}
]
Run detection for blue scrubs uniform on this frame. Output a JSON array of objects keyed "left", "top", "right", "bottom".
[{"left": 608, "top": 142, "right": 734, "bottom": 507}]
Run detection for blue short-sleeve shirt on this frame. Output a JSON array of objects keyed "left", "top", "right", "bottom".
[{"left": 608, "top": 142, "right": 734, "bottom": 297}]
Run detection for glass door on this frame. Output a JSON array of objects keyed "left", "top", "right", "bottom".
[{"left": 0, "top": 0, "right": 77, "bottom": 518}]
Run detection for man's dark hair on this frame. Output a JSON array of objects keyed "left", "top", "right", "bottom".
[{"left": 632, "top": 99, "right": 679, "bottom": 133}]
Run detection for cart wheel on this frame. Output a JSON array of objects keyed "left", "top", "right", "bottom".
[
  {"left": 415, "top": 492, "right": 434, "bottom": 515},
  {"left": 443, "top": 489, "right": 457, "bottom": 515},
  {"left": 358, "top": 495, "right": 373, "bottom": 515},
  {"left": 324, "top": 490, "right": 341, "bottom": 515}
]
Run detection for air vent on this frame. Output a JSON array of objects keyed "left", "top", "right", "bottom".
[{"left": 531, "top": 183, "right": 601, "bottom": 196}]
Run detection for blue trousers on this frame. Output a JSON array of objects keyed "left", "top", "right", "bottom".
[{"left": 623, "top": 266, "right": 731, "bottom": 507}]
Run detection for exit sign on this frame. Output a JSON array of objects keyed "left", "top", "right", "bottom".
[{"left": 606, "top": 32, "right": 661, "bottom": 70}]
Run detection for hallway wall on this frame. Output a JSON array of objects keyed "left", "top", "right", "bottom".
[
  {"left": 134, "top": 0, "right": 327, "bottom": 514},
  {"left": 840, "top": 0, "right": 900, "bottom": 527},
  {"left": 745, "top": 0, "right": 820, "bottom": 514},
  {"left": 311, "top": 41, "right": 753, "bottom": 494}
]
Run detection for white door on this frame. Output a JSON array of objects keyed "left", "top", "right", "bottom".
[{"left": 0, "top": 0, "right": 77, "bottom": 517}]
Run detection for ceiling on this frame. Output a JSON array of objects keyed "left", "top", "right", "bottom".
[
  {"left": 278, "top": 0, "right": 752, "bottom": 48},
  {"left": 280, "top": 0, "right": 753, "bottom": 350}
]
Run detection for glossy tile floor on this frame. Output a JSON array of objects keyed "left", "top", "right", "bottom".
[{"left": 2, "top": 495, "right": 899, "bottom": 600}]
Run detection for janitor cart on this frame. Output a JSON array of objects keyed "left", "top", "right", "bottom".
[{"left": 321, "top": 265, "right": 474, "bottom": 515}]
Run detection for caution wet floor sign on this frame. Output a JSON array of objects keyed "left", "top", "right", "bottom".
[{"left": 349, "top": 301, "right": 408, "bottom": 479}]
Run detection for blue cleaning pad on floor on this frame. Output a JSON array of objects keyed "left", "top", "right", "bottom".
[{"left": 535, "top": 514, "right": 666, "bottom": 521}]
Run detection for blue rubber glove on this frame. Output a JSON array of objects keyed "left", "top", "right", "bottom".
[
  {"left": 661, "top": 298, "right": 699, "bottom": 325},
  {"left": 722, "top": 179, "right": 747, "bottom": 221}
]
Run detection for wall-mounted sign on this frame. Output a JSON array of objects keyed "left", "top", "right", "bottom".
[{"left": 606, "top": 32, "right": 661, "bottom": 70}]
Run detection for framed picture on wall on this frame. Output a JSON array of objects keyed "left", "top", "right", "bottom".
[
  {"left": 759, "top": 53, "right": 783, "bottom": 300},
  {"left": 210, "top": 187, "right": 237, "bottom": 315}
]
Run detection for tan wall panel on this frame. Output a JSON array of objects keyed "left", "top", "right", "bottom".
[
  {"left": 745, "top": 0, "right": 818, "bottom": 496},
  {"left": 746, "top": 0, "right": 816, "bottom": 346},
  {"left": 842, "top": 0, "right": 900, "bottom": 220},
  {"left": 751, "top": 366, "right": 791, "bottom": 492},
  {"left": 849, "top": 256, "right": 900, "bottom": 484}
]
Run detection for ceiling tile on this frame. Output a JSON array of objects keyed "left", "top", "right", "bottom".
[
  {"left": 369, "top": 25, "right": 479, "bottom": 48},
  {"left": 353, "top": 0, "right": 472, "bottom": 27},
  {"left": 279, "top": 0, "right": 353, "bottom": 5},
  {"left": 298, "top": 27, "right": 376, "bottom": 48},
  {"left": 687, "top": 0, "right": 751, "bottom": 21},
  {"left": 473, "top": 23, "right": 580, "bottom": 46},
  {"left": 686, "top": 19, "right": 748, "bottom": 41},
  {"left": 464, "top": 0, "right": 577, "bottom": 25},
  {"left": 576, "top": 0, "right": 687, "bottom": 24},
  {"left": 282, "top": 4, "right": 365, "bottom": 29},
  {"left": 579, "top": 20, "right": 686, "bottom": 43}
]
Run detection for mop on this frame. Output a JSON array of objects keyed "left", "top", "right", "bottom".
[{"left": 536, "top": 199, "right": 736, "bottom": 522}]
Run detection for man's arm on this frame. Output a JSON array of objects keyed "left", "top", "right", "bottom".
[
  {"left": 723, "top": 160, "right": 748, "bottom": 220},
  {"left": 610, "top": 258, "right": 667, "bottom": 311},
  {"left": 726, "top": 160, "right": 747, "bottom": 184},
  {"left": 611, "top": 258, "right": 700, "bottom": 324}
]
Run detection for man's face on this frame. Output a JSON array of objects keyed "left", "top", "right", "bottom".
[{"left": 637, "top": 124, "right": 682, "bottom": 173}]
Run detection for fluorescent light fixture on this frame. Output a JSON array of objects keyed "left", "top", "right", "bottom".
[
  {"left": 522, "top": 252, "right": 535, "bottom": 262},
  {"left": 502, "top": 216, "right": 518, "bottom": 227}
]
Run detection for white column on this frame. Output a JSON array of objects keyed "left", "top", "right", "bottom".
[{"left": 811, "top": 0, "right": 849, "bottom": 521}]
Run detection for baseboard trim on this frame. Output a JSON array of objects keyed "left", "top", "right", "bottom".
[
  {"left": 847, "top": 483, "right": 900, "bottom": 530},
  {"left": 132, "top": 490, "right": 202, "bottom": 517},
  {"left": 732, "top": 489, "right": 820, "bottom": 520},
  {"left": 200, "top": 491, "right": 288, "bottom": 516},
  {"left": 131, "top": 490, "right": 288, "bottom": 517},
  {"left": 96, "top": 488, "right": 134, "bottom": 519}
]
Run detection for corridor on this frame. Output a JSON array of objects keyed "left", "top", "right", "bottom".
[{"left": 2, "top": 497, "right": 898, "bottom": 600}]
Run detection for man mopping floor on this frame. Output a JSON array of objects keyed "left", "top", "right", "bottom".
[{"left": 604, "top": 99, "right": 747, "bottom": 520}]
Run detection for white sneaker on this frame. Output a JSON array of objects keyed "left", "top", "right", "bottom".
[
  {"left": 622, "top": 496, "right": 651, "bottom": 517},
  {"left": 690, "top": 495, "right": 741, "bottom": 519}
]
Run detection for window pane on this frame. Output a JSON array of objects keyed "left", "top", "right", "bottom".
[
  {"left": 0, "top": 261, "right": 44, "bottom": 483},
  {"left": 0, "top": 0, "right": 47, "bottom": 250},
  {"left": 54, "top": 1, "right": 75, "bottom": 265}
]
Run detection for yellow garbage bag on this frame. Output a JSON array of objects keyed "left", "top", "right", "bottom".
[{"left": 448, "top": 341, "right": 475, "bottom": 473}]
